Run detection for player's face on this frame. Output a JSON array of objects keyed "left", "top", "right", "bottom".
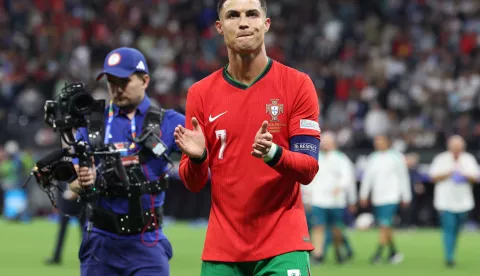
[
  {"left": 216, "top": 0, "right": 270, "bottom": 54},
  {"left": 374, "top": 135, "right": 390, "bottom": 151},
  {"left": 106, "top": 73, "right": 149, "bottom": 110}
]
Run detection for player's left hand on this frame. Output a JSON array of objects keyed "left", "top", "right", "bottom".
[{"left": 251, "top": 120, "right": 273, "bottom": 158}]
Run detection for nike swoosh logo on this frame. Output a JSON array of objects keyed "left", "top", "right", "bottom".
[{"left": 209, "top": 111, "right": 228, "bottom": 122}]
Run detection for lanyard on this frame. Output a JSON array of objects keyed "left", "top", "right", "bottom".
[{"left": 104, "top": 101, "right": 137, "bottom": 150}]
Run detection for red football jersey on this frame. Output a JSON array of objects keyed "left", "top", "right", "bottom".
[{"left": 180, "top": 59, "right": 320, "bottom": 262}]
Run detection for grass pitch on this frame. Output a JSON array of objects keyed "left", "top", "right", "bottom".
[{"left": 0, "top": 218, "right": 478, "bottom": 275}]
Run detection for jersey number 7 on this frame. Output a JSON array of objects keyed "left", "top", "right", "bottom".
[{"left": 215, "top": 129, "right": 227, "bottom": 159}]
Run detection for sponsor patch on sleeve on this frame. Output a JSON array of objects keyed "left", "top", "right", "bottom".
[{"left": 300, "top": 119, "right": 320, "bottom": 131}]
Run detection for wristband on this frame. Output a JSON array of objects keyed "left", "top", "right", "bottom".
[
  {"left": 263, "top": 143, "right": 278, "bottom": 162},
  {"left": 190, "top": 148, "right": 207, "bottom": 164},
  {"left": 263, "top": 143, "right": 283, "bottom": 166}
]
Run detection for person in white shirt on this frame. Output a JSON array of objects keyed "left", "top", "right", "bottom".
[
  {"left": 322, "top": 170, "right": 357, "bottom": 262},
  {"left": 359, "top": 134, "right": 411, "bottom": 265},
  {"left": 429, "top": 135, "right": 479, "bottom": 268},
  {"left": 302, "top": 132, "right": 356, "bottom": 264}
]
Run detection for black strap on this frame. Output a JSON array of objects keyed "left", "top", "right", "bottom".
[
  {"left": 101, "top": 177, "right": 169, "bottom": 198},
  {"left": 92, "top": 205, "right": 163, "bottom": 235},
  {"left": 138, "top": 105, "right": 166, "bottom": 164},
  {"left": 143, "top": 105, "right": 165, "bottom": 129},
  {"left": 86, "top": 100, "right": 106, "bottom": 149}
]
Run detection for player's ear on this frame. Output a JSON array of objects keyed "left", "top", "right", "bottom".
[
  {"left": 215, "top": 20, "right": 224, "bottom": 36},
  {"left": 264, "top": 17, "right": 271, "bottom": 33}
]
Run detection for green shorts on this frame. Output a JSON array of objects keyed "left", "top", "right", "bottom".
[{"left": 201, "top": 251, "right": 310, "bottom": 276}]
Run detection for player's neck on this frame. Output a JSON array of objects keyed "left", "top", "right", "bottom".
[{"left": 227, "top": 46, "right": 269, "bottom": 86}]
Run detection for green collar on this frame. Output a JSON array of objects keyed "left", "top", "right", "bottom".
[{"left": 222, "top": 58, "right": 273, "bottom": 90}]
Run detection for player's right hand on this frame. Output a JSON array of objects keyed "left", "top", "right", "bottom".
[{"left": 174, "top": 117, "right": 206, "bottom": 159}]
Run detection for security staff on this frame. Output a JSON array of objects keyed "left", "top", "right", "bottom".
[{"left": 70, "top": 47, "right": 185, "bottom": 276}]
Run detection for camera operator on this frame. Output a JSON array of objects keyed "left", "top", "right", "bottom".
[{"left": 69, "top": 47, "right": 185, "bottom": 276}]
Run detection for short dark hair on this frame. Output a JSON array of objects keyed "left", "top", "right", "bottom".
[
  {"left": 217, "top": 0, "right": 267, "bottom": 18},
  {"left": 133, "top": 71, "right": 147, "bottom": 84}
]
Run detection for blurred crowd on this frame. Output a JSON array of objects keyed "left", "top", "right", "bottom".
[
  {"left": 3, "top": 0, "right": 480, "bottom": 152},
  {"left": 2, "top": 0, "right": 480, "bottom": 216}
]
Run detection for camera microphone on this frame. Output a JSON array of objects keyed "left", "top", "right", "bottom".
[{"left": 36, "top": 148, "right": 68, "bottom": 169}]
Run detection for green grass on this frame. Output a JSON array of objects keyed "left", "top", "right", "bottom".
[{"left": 0, "top": 219, "right": 478, "bottom": 275}]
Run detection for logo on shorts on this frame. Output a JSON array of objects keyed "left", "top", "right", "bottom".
[
  {"left": 287, "top": 269, "right": 301, "bottom": 276},
  {"left": 266, "top": 99, "right": 284, "bottom": 122}
]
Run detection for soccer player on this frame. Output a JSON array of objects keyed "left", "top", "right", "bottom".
[
  {"left": 174, "top": 0, "right": 321, "bottom": 275},
  {"left": 303, "top": 132, "right": 356, "bottom": 264},
  {"left": 359, "top": 134, "right": 411, "bottom": 264},
  {"left": 429, "top": 135, "right": 479, "bottom": 268}
]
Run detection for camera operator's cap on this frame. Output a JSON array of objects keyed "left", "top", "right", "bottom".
[{"left": 96, "top": 47, "right": 149, "bottom": 81}]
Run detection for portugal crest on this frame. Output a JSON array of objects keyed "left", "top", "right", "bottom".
[{"left": 266, "top": 99, "right": 284, "bottom": 122}]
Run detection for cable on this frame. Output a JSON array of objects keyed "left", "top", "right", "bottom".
[{"left": 139, "top": 165, "right": 173, "bottom": 247}]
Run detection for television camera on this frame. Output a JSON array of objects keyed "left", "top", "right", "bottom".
[
  {"left": 26, "top": 82, "right": 172, "bottom": 236},
  {"left": 26, "top": 82, "right": 172, "bottom": 207},
  {"left": 24, "top": 82, "right": 112, "bottom": 207}
]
